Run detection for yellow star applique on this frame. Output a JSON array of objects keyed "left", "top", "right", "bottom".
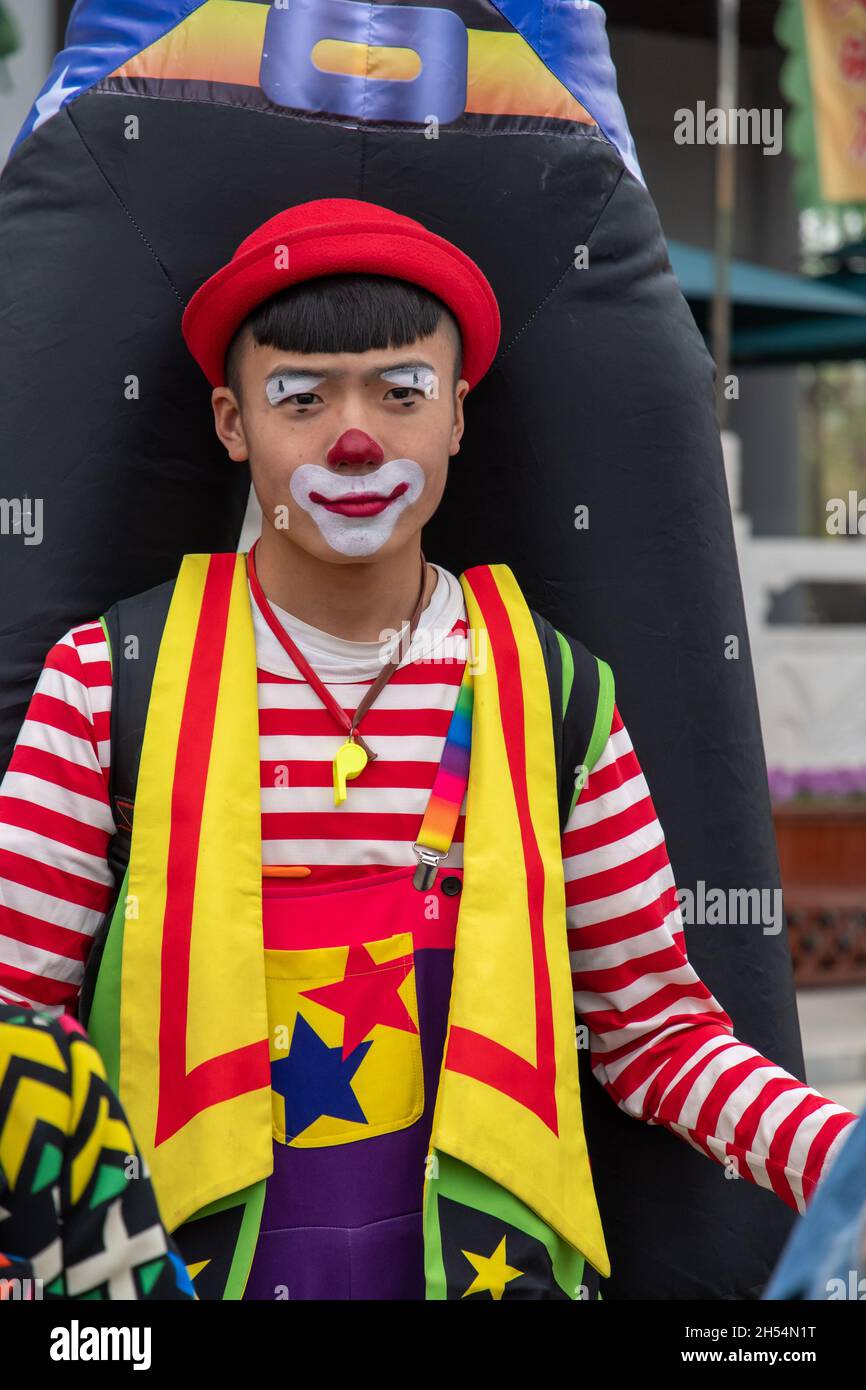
[{"left": 460, "top": 1236, "right": 523, "bottom": 1300}]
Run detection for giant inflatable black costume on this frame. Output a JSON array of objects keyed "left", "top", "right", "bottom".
[{"left": 0, "top": 0, "right": 805, "bottom": 1298}]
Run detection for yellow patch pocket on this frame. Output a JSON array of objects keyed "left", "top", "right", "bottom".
[{"left": 264, "top": 932, "right": 424, "bottom": 1147}]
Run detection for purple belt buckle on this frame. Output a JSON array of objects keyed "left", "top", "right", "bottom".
[{"left": 261, "top": 0, "right": 468, "bottom": 126}]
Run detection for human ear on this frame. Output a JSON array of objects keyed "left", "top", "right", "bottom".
[
  {"left": 211, "top": 386, "right": 249, "bottom": 463},
  {"left": 449, "top": 379, "right": 470, "bottom": 456}
]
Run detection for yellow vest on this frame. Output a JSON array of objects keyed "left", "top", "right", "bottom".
[{"left": 86, "top": 553, "right": 610, "bottom": 1298}]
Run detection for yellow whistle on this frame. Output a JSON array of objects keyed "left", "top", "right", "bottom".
[{"left": 333, "top": 738, "right": 368, "bottom": 805}]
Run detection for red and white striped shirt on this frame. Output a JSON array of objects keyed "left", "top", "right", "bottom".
[{"left": 0, "top": 564, "right": 856, "bottom": 1214}]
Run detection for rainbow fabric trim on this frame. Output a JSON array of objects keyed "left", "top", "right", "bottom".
[
  {"left": 16, "top": 0, "right": 645, "bottom": 188},
  {"left": 87, "top": 553, "right": 609, "bottom": 1298},
  {"left": 415, "top": 659, "right": 473, "bottom": 855},
  {"left": 103, "top": 0, "right": 597, "bottom": 127},
  {"left": 423, "top": 565, "right": 609, "bottom": 1292}
]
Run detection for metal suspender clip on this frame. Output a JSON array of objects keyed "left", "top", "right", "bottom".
[{"left": 411, "top": 841, "right": 444, "bottom": 892}]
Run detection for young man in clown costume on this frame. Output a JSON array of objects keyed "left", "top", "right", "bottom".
[{"left": 0, "top": 199, "right": 857, "bottom": 1302}]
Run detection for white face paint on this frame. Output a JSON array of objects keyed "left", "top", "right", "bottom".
[
  {"left": 265, "top": 363, "right": 440, "bottom": 406},
  {"left": 289, "top": 457, "right": 426, "bottom": 556},
  {"left": 265, "top": 371, "right": 325, "bottom": 406},
  {"left": 379, "top": 365, "right": 440, "bottom": 400}
]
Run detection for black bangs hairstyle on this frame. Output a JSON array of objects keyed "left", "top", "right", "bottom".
[{"left": 224, "top": 272, "right": 463, "bottom": 401}]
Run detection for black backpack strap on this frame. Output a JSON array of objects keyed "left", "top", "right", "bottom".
[
  {"left": 102, "top": 577, "right": 176, "bottom": 884},
  {"left": 78, "top": 577, "right": 175, "bottom": 1025},
  {"left": 530, "top": 609, "right": 615, "bottom": 832}
]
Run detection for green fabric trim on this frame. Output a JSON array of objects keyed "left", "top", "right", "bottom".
[
  {"left": 585, "top": 657, "right": 614, "bottom": 770},
  {"left": 98, "top": 615, "right": 113, "bottom": 670},
  {"left": 93, "top": 604, "right": 266, "bottom": 1302},
  {"left": 554, "top": 628, "right": 574, "bottom": 718},
  {"left": 138, "top": 1259, "right": 165, "bottom": 1297},
  {"left": 186, "top": 1179, "right": 268, "bottom": 1301},
  {"left": 85, "top": 615, "right": 121, "bottom": 1066},
  {"left": 83, "top": 868, "right": 128, "bottom": 1092},
  {"left": 87, "top": 863, "right": 263, "bottom": 1300},
  {"left": 566, "top": 656, "right": 615, "bottom": 822},
  {"left": 424, "top": 1150, "right": 587, "bottom": 1299},
  {"left": 423, "top": 1156, "right": 447, "bottom": 1300}
]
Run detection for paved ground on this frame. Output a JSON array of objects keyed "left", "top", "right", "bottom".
[{"left": 797, "top": 985, "right": 866, "bottom": 1114}]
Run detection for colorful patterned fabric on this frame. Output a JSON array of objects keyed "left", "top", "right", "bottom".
[
  {"left": 0, "top": 1004, "right": 194, "bottom": 1300},
  {"left": 84, "top": 553, "right": 608, "bottom": 1296},
  {"left": 423, "top": 564, "right": 609, "bottom": 1283},
  {"left": 14, "top": 1, "right": 643, "bottom": 185},
  {"left": 425, "top": 1152, "right": 591, "bottom": 1300},
  {"left": 0, "top": 568, "right": 857, "bottom": 1229},
  {"left": 415, "top": 659, "right": 473, "bottom": 855},
  {"left": 91, "top": 552, "right": 272, "bottom": 1236},
  {"left": 242, "top": 865, "right": 459, "bottom": 1300},
  {"left": 267, "top": 931, "right": 423, "bottom": 1147}
]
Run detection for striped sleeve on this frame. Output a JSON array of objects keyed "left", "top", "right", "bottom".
[
  {"left": 0, "top": 623, "right": 115, "bottom": 1015},
  {"left": 563, "top": 701, "right": 858, "bottom": 1214}
]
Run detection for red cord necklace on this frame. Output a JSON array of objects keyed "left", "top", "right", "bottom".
[{"left": 246, "top": 540, "right": 429, "bottom": 804}]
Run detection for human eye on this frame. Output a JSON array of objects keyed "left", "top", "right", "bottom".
[
  {"left": 265, "top": 373, "right": 326, "bottom": 408},
  {"left": 380, "top": 366, "right": 438, "bottom": 401},
  {"left": 286, "top": 391, "right": 322, "bottom": 406},
  {"left": 384, "top": 385, "right": 424, "bottom": 402}
]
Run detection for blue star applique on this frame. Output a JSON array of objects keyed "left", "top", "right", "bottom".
[{"left": 271, "top": 1013, "right": 372, "bottom": 1140}]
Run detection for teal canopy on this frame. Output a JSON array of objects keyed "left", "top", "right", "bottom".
[{"left": 667, "top": 239, "right": 866, "bottom": 365}]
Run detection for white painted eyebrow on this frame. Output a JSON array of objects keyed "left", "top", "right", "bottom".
[
  {"left": 377, "top": 361, "right": 437, "bottom": 379},
  {"left": 266, "top": 359, "right": 437, "bottom": 380},
  {"left": 264, "top": 361, "right": 439, "bottom": 406},
  {"left": 265, "top": 372, "right": 326, "bottom": 405},
  {"left": 380, "top": 365, "right": 439, "bottom": 399}
]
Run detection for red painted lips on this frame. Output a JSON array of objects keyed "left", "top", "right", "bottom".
[{"left": 309, "top": 481, "right": 410, "bottom": 517}]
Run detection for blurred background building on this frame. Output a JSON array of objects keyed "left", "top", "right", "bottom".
[{"left": 2, "top": 0, "right": 865, "bottom": 1106}]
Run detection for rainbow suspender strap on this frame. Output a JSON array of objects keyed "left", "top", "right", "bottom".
[
  {"left": 422, "top": 565, "right": 609, "bottom": 1299},
  {"left": 412, "top": 660, "right": 473, "bottom": 888}
]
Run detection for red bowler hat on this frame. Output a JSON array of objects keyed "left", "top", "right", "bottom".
[{"left": 182, "top": 197, "right": 501, "bottom": 391}]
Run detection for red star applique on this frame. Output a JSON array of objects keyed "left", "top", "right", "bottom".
[{"left": 302, "top": 944, "right": 418, "bottom": 1058}]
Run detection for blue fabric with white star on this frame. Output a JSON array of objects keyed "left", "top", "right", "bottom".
[
  {"left": 12, "top": 0, "right": 642, "bottom": 186},
  {"left": 12, "top": 1, "right": 208, "bottom": 155}
]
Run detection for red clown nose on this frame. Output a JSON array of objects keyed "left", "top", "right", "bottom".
[{"left": 327, "top": 430, "right": 385, "bottom": 468}]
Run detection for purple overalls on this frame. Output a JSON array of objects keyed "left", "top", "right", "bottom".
[{"left": 242, "top": 863, "right": 462, "bottom": 1300}]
